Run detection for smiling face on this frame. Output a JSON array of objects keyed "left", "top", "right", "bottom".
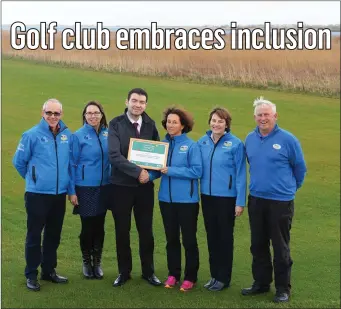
[
  {"left": 254, "top": 104, "right": 277, "bottom": 135},
  {"left": 85, "top": 104, "right": 102, "bottom": 128},
  {"left": 210, "top": 113, "right": 227, "bottom": 136},
  {"left": 166, "top": 113, "right": 184, "bottom": 137},
  {"left": 42, "top": 101, "right": 63, "bottom": 129},
  {"left": 125, "top": 93, "right": 147, "bottom": 118}
]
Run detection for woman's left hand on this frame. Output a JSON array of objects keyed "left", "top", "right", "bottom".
[
  {"left": 235, "top": 206, "right": 244, "bottom": 217},
  {"left": 160, "top": 167, "right": 168, "bottom": 174},
  {"left": 68, "top": 194, "right": 78, "bottom": 206}
]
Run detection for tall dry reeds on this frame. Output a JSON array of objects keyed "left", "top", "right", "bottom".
[{"left": 2, "top": 31, "right": 340, "bottom": 97}]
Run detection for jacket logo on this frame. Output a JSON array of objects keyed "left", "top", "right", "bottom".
[
  {"left": 60, "top": 134, "right": 69, "bottom": 144},
  {"left": 180, "top": 145, "right": 188, "bottom": 151},
  {"left": 273, "top": 144, "right": 281, "bottom": 150},
  {"left": 17, "top": 143, "right": 25, "bottom": 151},
  {"left": 40, "top": 137, "right": 48, "bottom": 143},
  {"left": 102, "top": 132, "right": 108, "bottom": 137},
  {"left": 223, "top": 141, "right": 232, "bottom": 147},
  {"left": 84, "top": 134, "right": 92, "bottom": 140}
]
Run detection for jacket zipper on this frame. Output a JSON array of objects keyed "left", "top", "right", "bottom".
[
  {"left": 53, "top": 135, "right": 59, "bottom": 194},
  {"left": 96, "top": 132, "right": 104, "bottom": 186},
  {"left": 186, "top": 145, "right": 194, "bottom": 198},
  {"left": 168, "top": 139, "right": 174, "bottom": 203},
  {"left": 52, "top": 127, "right": 67, "bottom": 195},
  {"left": 209, "top": 136, "right": 225, "bottom": 195},
  {"left": 82, "top": 165, "right": 85, "bottom": 180},
  {"left": 229, "top": 175, "right": 232, "bottom": 189}
]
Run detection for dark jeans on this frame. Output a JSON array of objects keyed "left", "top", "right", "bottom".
[
  {"left": 80, "top": 213, "right": 106, "bottom": 252},
  {"left": 248, "top": 195, "right": 294, "bottom": 293},
  {"left": 201, "top": 194, "right": 236, "bottom": 285},
  {"left": 24, "top": 192, "right": 66, "bottom": 279},
  {"left": 159, "top": 201, "right": 199, "bottom": 282},
  {"left": 110, "top": 183, "right": 155, "bottom": 277}
]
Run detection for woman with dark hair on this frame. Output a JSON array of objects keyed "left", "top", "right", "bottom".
[
  {"left": 197, "top": 107, "right": 246, "bottom": 291},
  {"left": 69, "top": 101, "right": 111, "bottom": 279},
  {"left": 148, "top": 107, "right": 202, "bottom": 292}
]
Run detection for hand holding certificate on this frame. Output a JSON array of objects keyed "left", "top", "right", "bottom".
[{"left": 127, "top": 138, "right": 169, "bottom": 170}]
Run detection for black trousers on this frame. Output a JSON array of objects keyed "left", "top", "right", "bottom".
[
  {"left": 248, "top": 195, "right": 294, "bottom": 293},
  {"left": 159, "top": 201, "right": 199, "bottom": 282},
  {"left": 80, "top": 213, "right": 106, "bottom": 252},
  {"left": 201, "top": 194, "right": 236, "bottom": 285},
  {"left": 111, "top": 183, "right": 155, "bottom": 277},
  {"left": 24, "top": 192, "right": 66, "bottom": 279}
]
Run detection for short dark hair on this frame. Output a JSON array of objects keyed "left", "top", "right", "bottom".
[
  {"left": 127, "top": 88, "right": 148, "bottom": 102},
  {"left": 208, "top": 107, "right": 232, "bottom": 131},
  {"left": 82, "top": 101, "right": 108, "bottom": 128},
  {"left": 161, "top": 106, "right": 194, "bottom": 133}
]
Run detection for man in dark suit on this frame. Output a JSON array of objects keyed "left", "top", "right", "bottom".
[{"left": 108, "top": 88, "right": 161, "bottom": 287}]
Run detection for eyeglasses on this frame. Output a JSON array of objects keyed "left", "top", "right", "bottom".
[
  {"left": 45, "top": 111, "right": 61, "bottom": 117},
  {"left": 85, "top": 112, "right": 102, "bottom": 117}
]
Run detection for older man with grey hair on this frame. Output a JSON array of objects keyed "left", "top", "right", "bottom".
[
  {"left": 242, "top": 97, "right": 307, "bottom": 303},
  {"left": 13, "top": 99, "right": 74, "bottom": 291}
]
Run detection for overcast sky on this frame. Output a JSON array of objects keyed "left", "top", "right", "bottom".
[{"left": 2, "top": 1, "right": 340, "bottom": 26}]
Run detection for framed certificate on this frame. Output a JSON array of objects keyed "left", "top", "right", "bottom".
[{"left": 127, "top": 138, "right": 169, "bottom": 170}]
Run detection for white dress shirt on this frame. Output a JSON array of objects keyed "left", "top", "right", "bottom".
[{"left": 126, "top": 112, "right": 142, "bottom": 133}]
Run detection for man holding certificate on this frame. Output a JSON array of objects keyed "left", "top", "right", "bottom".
[{"left": 108, "top": 88, "right": 162, "bottom": 287}]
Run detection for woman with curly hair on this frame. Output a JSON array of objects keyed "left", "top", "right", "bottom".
[{"left": 148, "top": 107, "right": 202, "bottom": 292}]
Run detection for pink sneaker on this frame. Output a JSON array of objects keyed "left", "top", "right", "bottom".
[
  {"left": 164, "top": 276, "right": 178, "bottom": 288},
  {"left": 180, "top": 280, "right": 195, "bottom": 291}
]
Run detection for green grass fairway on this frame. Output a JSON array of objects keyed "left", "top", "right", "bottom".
[{"left": 2, "top": 58, "right": 340, "bottom": 308}]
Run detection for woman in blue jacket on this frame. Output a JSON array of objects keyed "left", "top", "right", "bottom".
[
  {"left": 148, "top": 107, "right": 202, "bottom": 292},
  {"left": 197, "top": 107, "right": 246, "bottom": 291},
  {"left": 69, "top": 101, "right": 111, "bottom": 280}
]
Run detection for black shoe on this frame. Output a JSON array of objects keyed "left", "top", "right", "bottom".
[
  {"left": 241, "top": 283, "right": 270, "bottom": 295},
  {"left": 26, "top": 278, "right": 40, "bottom": 291},
  {"left": 204, "top": 278, "right": 216, "bottom": 289},
  {"left": 208, "top": 280, "right": 229, "bottom": 291},
  {"left": 93, "top": 264, "right": 104, "bottom": 279},
  {"left": 41, "top": 270, "right": 68, "bottom": 283},
  {"left": 92, "top": 248, "right": 103, "bottom": 279},
  {"left": 112, "top": 274, "right": 131, "bottom": 287},
  {"left": 82, "top": 250, "right": 94, "bottom": 279},
  {"left": 274, "top": 292, "right": 290, "bottom": 303},
  {"left": 83, "top": 262, "right": 94, "bottom": 279},
  {"left": 142, "top": 274, "right": 162, "bottom": 286}
]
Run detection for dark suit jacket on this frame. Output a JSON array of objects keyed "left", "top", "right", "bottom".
[{"left": 108, "top": 109, "right": 160, "bottom": 187}]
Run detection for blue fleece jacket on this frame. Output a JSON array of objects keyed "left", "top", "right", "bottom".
[
  {"left": 245, "top": 124, "right": 307, "bottom": 201},
  {"left": 149, "top": 133, "right": 202, "bottom": 203},
  {"left": 70, "top": 124, "right": 110, "bottom": 191},
  {"left": 198, "top": 130, "right": 247, "bottom": 206},
  {"left": 13, "top": 118, "right": 72, "bottom": 195}
]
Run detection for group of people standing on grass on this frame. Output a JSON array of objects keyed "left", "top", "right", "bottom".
[{"left": 13, "top": 88, "right": 307, "bottom": 303}]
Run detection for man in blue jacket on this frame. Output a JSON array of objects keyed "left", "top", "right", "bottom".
[
  {"left": 242, "top": 97, "right": 307, "bottom": 303},
  {"left": 13, "top": 99, "right": 72, "bottom": 291}
]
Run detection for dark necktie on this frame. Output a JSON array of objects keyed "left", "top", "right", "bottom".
[{"left": 133, "top": 122, "right": 140, "bottom": 138}]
